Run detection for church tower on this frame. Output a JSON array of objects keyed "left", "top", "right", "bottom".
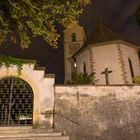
[{"left": 64, "top": 24, "right": 87, "bottom": 83}]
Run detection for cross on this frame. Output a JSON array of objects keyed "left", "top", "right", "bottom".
[{"left": 101, "top": 67, "right": 112, "bottom": 85}]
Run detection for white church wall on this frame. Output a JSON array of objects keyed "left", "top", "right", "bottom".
[
  {"left": 0, "top": 64, "right": 55, "bottom": 128},
  {"left": 91, "top": 44, "right": 123, "bottom": 85},
  {"left": 120, "top": 44, "right": 140, "bottom": 83},
  {"left": 76, "top": 49, "right": 92, "bottom": 74}
]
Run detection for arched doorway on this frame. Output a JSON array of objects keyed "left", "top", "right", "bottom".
[{"left": 0, "top": 77, "right": 33, "bottom": 126}]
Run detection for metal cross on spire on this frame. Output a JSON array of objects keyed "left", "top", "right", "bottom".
[{"left": 101, "top": 67, "right": 112, "bottom": 85}]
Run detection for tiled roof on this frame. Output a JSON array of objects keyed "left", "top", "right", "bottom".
[{"left": 88, "top": 19, "right": 121, "bottom": 44}]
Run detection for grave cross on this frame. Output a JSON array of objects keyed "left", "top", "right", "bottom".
[{"left": 101, "top": 67, "right": 112, "bottom": 85}]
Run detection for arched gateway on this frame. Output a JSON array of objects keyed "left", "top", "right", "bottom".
[
  {"left": 0, "top": 77, "right": 33, "bottom": 126},
  {"left": 0, "top": 62, "right": 55, "bottom": 129}
]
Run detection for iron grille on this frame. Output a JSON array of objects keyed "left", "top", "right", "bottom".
[{"left": 0, "top": 77, "right": 33, "bottom": 126}]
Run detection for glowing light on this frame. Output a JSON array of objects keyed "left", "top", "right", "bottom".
[{"left": 74, "top": 62, "right": 77, "bottom": 68}]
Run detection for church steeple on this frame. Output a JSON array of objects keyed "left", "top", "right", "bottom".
[{"left": 64, "top": 23, "right": 87, "bottom": 83}]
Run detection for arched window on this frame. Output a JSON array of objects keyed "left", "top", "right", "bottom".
[
  {"left": 73, "top": 57, "right": 77, "bottom": 68},
  {"left": 128, "top": 58, "right": 134, "bottom": 82},
  {"left": 71, "top": 33, "right": 76, "bottom": 42},
  {"left": 83, "top": 62, "right": 87, "bottom": 74}
]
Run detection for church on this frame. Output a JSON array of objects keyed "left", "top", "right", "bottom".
[
  {"left": 64, "top": 20, "right": 140, "bottom": 85},
  {"left": 0, "top": 21, "right": 140, "bottom": 140}
]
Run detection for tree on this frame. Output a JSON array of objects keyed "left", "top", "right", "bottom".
[
  {"left": 0, "top": 0, "right": 90, "bottom": 48},
  {"left": 136, "top": 5, "right": 140, "bottom": 26}
]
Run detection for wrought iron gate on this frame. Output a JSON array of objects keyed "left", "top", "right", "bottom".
[{"left": 0, "top": 77, "right": 33, "bottom": 126}]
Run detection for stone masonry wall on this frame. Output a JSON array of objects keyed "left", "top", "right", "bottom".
[{"left": 55, "top": 85, "right": 140, "bottom": 140}]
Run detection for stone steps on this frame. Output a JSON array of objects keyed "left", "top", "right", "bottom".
[
  {"left": 0, "top": 126, "right": 55, "bottom": 133},
  {"left": 0, "top": 127, "right": 69, "bottom": 140},
  {"left": 0, "top": 136, "right": 69, "bottom": 140}
]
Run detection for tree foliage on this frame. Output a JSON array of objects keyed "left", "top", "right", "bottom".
[
  {"left": 133, "top": 76, "right": 140, "bottom": 84},
  {"left": 0, "top": 0, "right": 90, "bottom": 48},
  {"left": 0, "top": 53, "right": 36, "bottom": 75},
  {"left": 136, "top": 5, "right": 140, "bottom": 26}
]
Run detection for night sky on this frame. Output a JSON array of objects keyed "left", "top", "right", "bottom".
[{"left": 0, "top": 0, "right": 140, "bottom": 84}]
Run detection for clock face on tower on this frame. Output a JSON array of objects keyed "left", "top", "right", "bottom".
[{"left": 69, "top": 43, "right": 81, "bottom": 55}]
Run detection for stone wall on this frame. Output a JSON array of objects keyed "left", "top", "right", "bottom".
[{"left": 55, "top": 85, "right": 140, "bottom": 140}]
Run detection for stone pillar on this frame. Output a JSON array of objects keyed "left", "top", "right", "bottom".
[{"left": 38, "top": 75, "right": 55, "bottom": 129}]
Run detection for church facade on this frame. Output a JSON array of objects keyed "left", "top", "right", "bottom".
[{"left": 64, "top": 21, "right": 140, "bottom": 85}]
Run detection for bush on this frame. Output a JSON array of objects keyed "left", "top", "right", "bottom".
[
  {"left": 133, "top": 76, "right": 140, "bottom": 84},
  {"left": 66, "top": 72, "right": 98, "bottom": 84}
]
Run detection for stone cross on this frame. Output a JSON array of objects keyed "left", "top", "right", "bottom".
[{"left": 101, "top": 67, "right": 112, "bottom": 85}]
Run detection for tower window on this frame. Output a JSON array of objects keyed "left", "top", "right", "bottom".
[
  {"left": 128, "top": 58, "right": 134, "bottom": 82},
  {"left": 71, "top": 33, "right": 76, "bottom": 42}
]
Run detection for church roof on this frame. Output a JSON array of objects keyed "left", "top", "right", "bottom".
[
  {"left": 72, "top": 21, "right": 121, "bottom": 57},
  {"left": 72, "top": 20, "right": 140, "bottom": 58},
  {"left": 88, "top": 19, "right": 121, "bottom": 44}
]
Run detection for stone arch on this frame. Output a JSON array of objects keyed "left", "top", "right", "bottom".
[
  {"left": 0, "top": 76, "right": 34, "bottom": 125},
  {"left": 0, "top": 74, "right": 40, "bottom": 127},
  {"left": 0, "top": 64, "right": 55, "bottom": 129}
]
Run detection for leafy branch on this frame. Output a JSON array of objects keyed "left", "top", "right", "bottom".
[
  {"left": 0, "top": 0, "right": 91, "bottom": 48},
  {"left": 0, "top": 54, "right": 36, "bottom": 75}
]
